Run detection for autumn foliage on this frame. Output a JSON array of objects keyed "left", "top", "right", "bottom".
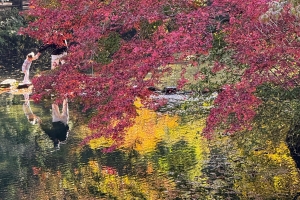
[{"left": 19, "top": 0, "right": 300, "bottom": 144}]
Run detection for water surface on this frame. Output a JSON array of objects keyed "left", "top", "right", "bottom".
[{"left": 0, "top": 59, "right": 300, "bottom": 200}]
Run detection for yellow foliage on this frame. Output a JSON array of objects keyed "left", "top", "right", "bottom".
[
  {"left": 85, "top": 99, "right": 210, "bottom": 188},
  {"left": 87, "top": 99, "right": 209, "bottom": 162},
  {"left": 73, "top": 125, "right": 93, "bottom": 139},
  {"left": 37, "top": 0, "right": 61, "bottom": 8},
  {"left": 121, "top": 107, "right": 179, "bottom": 154},
  {"left": 133, "top": 97, "right": 143, "bottom": 108},
  {"left": 89, "top": 136, "right": 114, "bottom": 149},
  {"left": 146, "top": 162, "right": 154, "bottom": 174},
  {"left": 88, "top": 160, "right": 100, "bottom": 173},
  {"left": 233, "top": 141, "right": 300, "bottom": 198}
]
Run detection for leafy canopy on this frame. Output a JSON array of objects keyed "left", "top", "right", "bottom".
[
  {"left": 20, "top": 0, "right": 210, "bottom": 146},
  {"left": 20, "top": 0, "right": 300, "bottom": 145}
]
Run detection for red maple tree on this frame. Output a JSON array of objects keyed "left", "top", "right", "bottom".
[
  {"left": 20, "top": 0, "right": 300, "bottom": 146},
  {"left": 201, "top": 0, "right": 300, "bottom": 136}
]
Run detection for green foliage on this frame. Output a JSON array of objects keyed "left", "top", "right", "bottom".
[
  {"left": 190, "top": 67, "right": 220, "bottom": 92},
  {"left": 212, "top": 31, "right": 226, "bottom": 48},
  {"left": 95, "top": 32, "right": 121, "bottom": 64},
  {"left": 255, "top": 83, "right": 300, "bottom": 133},
  {"left": 0, "top": 9, "right": 25, "bottom": 49},
  {"left": 290, "top": 0, "right": 300, "bottom": 6},
  {"left": 188, "top": 31, "right": 243, "bottom": 94},
  {"left": 0, "top": 9, "right": 37, "bottom": 58},
  {"left": 139, "top": 19, "right": 162, "bottom": 39},
  {"left": 231, "top": 84, "right": 300, "bottom": 153},
  {"left": 0, "top": 9, "right": 23, "bottom": 35},
  {"left": 256, "top": 84, "right": 300, "bottom": 102},
  {"left": 154, "top": 140, "right": 196, "bottom": 177},
  {"left": 163, "top": 5, "right": 177, "bottom": 16},
  {"left": 35, "top": 0, "right": 61, "bottom": 8},
  {"left": 192, "top": 0, "right": 208, "bottom": 7},
  {"left": 165, "top": 19, "right": 178, "bottom": 32}
]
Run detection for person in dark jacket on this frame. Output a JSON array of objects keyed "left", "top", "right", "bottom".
[
  {"left": 37, "top": 30, "right": 78, "bottom": 69},
  {"left": 40, "top": 98, "right": 69, "bottom": 149},
  {"left": 38, "top": 39, "right": 69, "bottom": 70}
]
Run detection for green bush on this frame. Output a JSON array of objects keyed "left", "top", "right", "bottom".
[
  {"left": 0, "top": 8, "right": 49, "bottom": 71},
  {"left": 0, "top": 8, "right": 39, "bottom": 60}
]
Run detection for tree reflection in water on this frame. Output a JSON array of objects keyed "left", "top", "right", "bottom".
[{"left": 0, "top": 84, "right": 300, "bottom": 199}]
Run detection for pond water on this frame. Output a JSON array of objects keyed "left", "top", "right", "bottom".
[{"left": 0, "top": 60, "right": 300, "bottom": 200}]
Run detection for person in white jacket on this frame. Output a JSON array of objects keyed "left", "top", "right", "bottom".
[
  {"left": 23, "top": 93, "right": 41, "bottom": 125},
  {"left": 21, "top": 52, "right": 40, "bottom": 84}
]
